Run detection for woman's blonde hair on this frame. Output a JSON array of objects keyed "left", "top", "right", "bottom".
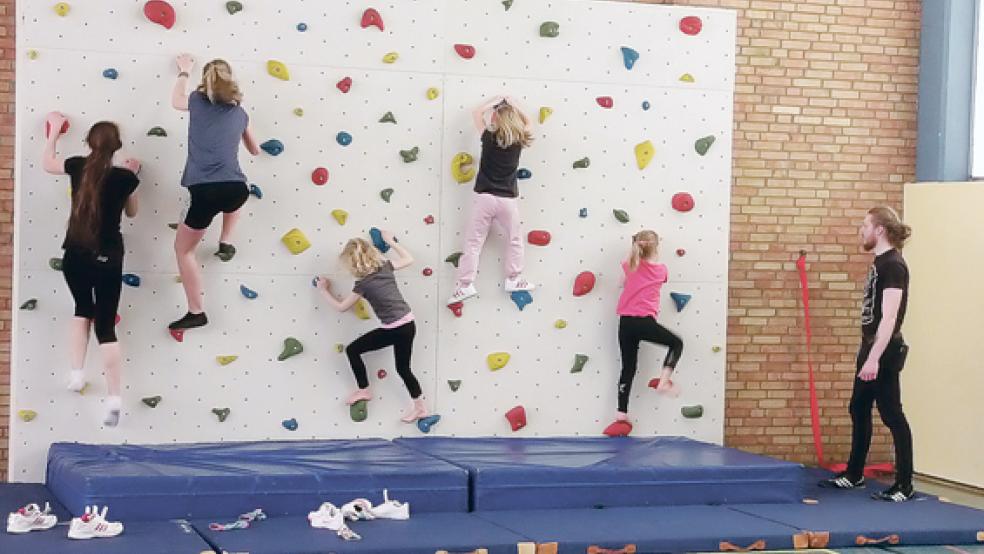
[
  {"left": 197, "top": 59, "right": 243, "bottom": 105},
  {"left": 628, "top": 230, "right": 660, "bottom": 271},
  {"left": 490, "top": 102, "right": 533, "bottom": 149},
  {"left": 340, "top": 238, "right": 386, "bottom": 278}
]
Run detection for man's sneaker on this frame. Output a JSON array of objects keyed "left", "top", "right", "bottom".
[
  {"left": 872, "top": 483, "right": 915, "bottom": 502},
  {"left": 504, "top": 275, "right": 535, "bottom": 292},
  {"left": 371, "top": 489, "right": 410, "bottom": 520},
  {"left": 6, "top": 502, "right": 57, "bottom": 534},
  {"left": 308, "top": 502, "right": 361, "bottom": 540},
  {"left": 818, "top": 472, "right": 865, "bottom": 489},
  {"left": 68, "top": 506, "right": 123, "bottom": 539},
  {"left": 447, "top": 283, "right": 478, "bottom": 305},
  {"left": 341, "top": 499, "right": 375, "bottom": 521}
]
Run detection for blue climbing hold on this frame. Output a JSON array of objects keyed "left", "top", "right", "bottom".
[
  {"left": 369, "top": 227, "right": 392, "bottom": 254},
  {"left": 240, "top": 285, "right": 258, "bottom": 299},
  {"left": 620, "top": 46, "right": 639, "bottom": 70},
  {"left": 296, "top": 22, "right": 308, "bottom": 32},
  {"left": 260, "top": 139, "right": 284, "bottom": 156},
  {"left": 121, "top": 273, "right": 140, "bottom": 287},
  {"left": 282, "top": 418, "right": 298, "bottom": 431},
  {"left": 642, "top": 100, "right": 651, "bottom": 111},
  {"left": 579, "top": 208, "right": 588, "bottom": 218},
  {"left": 336, "top": 131, "right": 353, "bottom": 146},
  {"left": 510, "top": 290, "right": 533, "bottom": 311},
  {"left": 417, "top": 414, "right": 441, "bottom": 433},
  {"left": 102, "top": 68, "right": 119, "bottom": 80},
  {"left": 517, "top": 168, "right": 532, "bottom": 179},
  {"left": 248, "top": 183, "right": 263, "bottom": 199},
  {"left": 670, "top": 292, "right": 692, "bottom": 312}
]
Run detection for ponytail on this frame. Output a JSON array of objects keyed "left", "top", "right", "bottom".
[
  {"left": 198, "top": 59, "right": 243, "bottom": 105},
  {"left": 628, "top": 230, "right": 659, "bottom": 271},
  {"left": 867, "top": 206, "right": 912, "bottom": 249}
]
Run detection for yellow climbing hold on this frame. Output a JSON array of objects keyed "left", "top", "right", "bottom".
[
  {"left": 27, "top": 49, "right": 39, "bottom": 60},
  {"left": 354, "top": 298, "right": 371, "bottom": 320},
  {"left": 382, "top": 52, "right": 399, "bottom": 64},
  {"left": 635, "top": 140, "right": 655, "bottom": 170},
  {"left": 427, "top": 87, "right": 440, "bottom": 100},
  {"left": 54, "top": 2, "right": 70, "bottom": 16},
  {"left": 267, "top": 60, "right": 290, "bottom": 81},
  {"left": 293, "top": 107, "right": 304, "bottom": 117},
  {"left": 712, "top": 346, "right": 722, "bottom": 353},
  {"left": 281, "top": 228, "right": 311, "bottom": 255},
  {"left": 331, "top": 209, "right": 348, "bottom": 225},
  {"left": 539, "top": 107, "right": 553, "bottom": 124},
  {"left": 554, "top": 319, "right": 567, "bottom": 329},
  {"left": 335, "top": 343, "right": 345, "bottom": 353},
  {"left": 18, "top": 410, "right": 37, "bottom": 422},
  {"left": 451, "top": 152, "right": 476, "bottom": 184},
  {"left": 216, "top": 355, "right": 238, "bottom": 366},
  {"left": 680, "top": 73, "right": 695, "bottom": 83},
  {"left": 487, "top": 352, "right": 511, "bottom": 371}
]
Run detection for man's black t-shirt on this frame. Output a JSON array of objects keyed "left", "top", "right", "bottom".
[
  {"left": 62, "top": 156, "right": 139, "bottom": 256},
  {"left": 860, "top": 248, "right": 908, "bottom": 338},
  {"left": 474, "top": 130, "right": 522, "bottom": 198}
]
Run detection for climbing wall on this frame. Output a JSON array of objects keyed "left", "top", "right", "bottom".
[{"left": 11, "top": 0, "right": 736, "bottom": 481}]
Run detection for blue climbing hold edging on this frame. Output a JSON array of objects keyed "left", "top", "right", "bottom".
[
  {"left": 579, "top": 208, "right": 588, "bottom": 218},
  {"left": 103, "top": 68, "right": 119, "bottom": 80},
  {"left": 369, "top": 227, "right": 391, "bottom": 253},
  {"left": 248, "top": 183, "right": 263, "bottom": 199},
  {"left": 260, "top": 139, "right": 284, "bottom": 156},
  {"left": 670, "top": 292, "right": 692, "bottom": 312},
  {"left": 417, "top": 414, "right": 441, "bottom": 433},
  {"left": 620, "top": 46, "right": 639, "bottom": 70},
  {"left": 121, "top": 273, "right": 140, "bottom": 287},
  {"left": 282, "top": 418, "right": 298, "bottom": 431},
  {"left": 296, "top": 22, "right": 308, "bottom": 31},
  {"left": 240, "top": 285, "right": 258, "bottom": 299},
  {"left": 510, "top": 290, "right": 533, "bottom": 311},
  {"left": 517, "top": 168, "right": 532, "bottom": 179},
  {"left": 642, "top": 100, "right": 651, "bottom": 111},
  {"left": 336, "top": 131, "right": 353, "bottom": 146}
]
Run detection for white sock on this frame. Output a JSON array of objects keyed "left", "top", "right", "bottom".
[
  {"left": 67, "top": 370, "right": 85, "bottom": 392},
  {"left": 103, "top": 396, "right": 122, "bottom": 427}
]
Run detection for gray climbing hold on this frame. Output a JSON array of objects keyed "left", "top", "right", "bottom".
[
  {"left": 102, "top": 68, "right": 119, "bottom": 80},
  {"left": 695, "top": 135, "right": 716, "bottom": 156},
  {"left": 445, "top": 252, "right": 463, "bottom": 268},
  {"left": 19, "top": 299, "right": 38, "bottom": 311},
  {"left": 400, "top": 146, "right": 419, "bottom": 163},
  {"left": 278, "top": 337, "right": 303, "bottom": 361},
  {"left": 642, "top": 100, "right": 651, "bottom": 110},
  {"left": 212, "top": 407, "right": 231, "bottom": 422},
  {"left": 448, "top": 380, "right": 462, "bottom": 392},
  {"left": 503, "top": 0, "right": 513, "bottom": 10},
  {"left": 379, "top": 111, "right": 397, "bottom": 124},
  {"left": 571, "top": 354, "right": 589, "bottom": 373},
  {"left": 380, "top": 188, "right": 394, "bottom": 203},
  {"left": 147, "top": 126, "right": 167, "bottom": 137},
  {"left": 573, "top": 157, "right": 590, "bottom": 169},
  {"left": 142, "top": 396, "right": 162, "bottom": 408},
  {"left": 579, "top": 208, "right": 588, "bottom": 218},
  {"left": 226, "top": 1, "right": 243, "bottom": 15},
  {"left": 49, "top": 257, "right": 63, "bottom": 271},
  {"left": 681, "top": 405, "right": 704, "bottom": 419},
  {"left": 168, "top": 223, "right": 178, "bottom": 230},
  {"left": 350, "top": 399, "right": 368, "bottom": 422},
  {"left": 613, "top": 209, "right": 630, "bottom": 223},
  {"left": 539, "top": 21, "right": 559, "bottom": 38},
  {"left": 260, "top": 139, "right": 284, "bottom": 156}
]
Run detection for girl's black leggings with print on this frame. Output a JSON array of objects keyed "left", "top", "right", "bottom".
[
  {"left": 617, "top": 315, "right": 683, "bottom": 412},
  {"left": 345, "top": 321, "right": 422, "bottom": 398}
]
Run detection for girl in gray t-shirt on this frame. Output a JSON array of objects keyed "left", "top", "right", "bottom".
[{"left": 315, "top": 231, "right": 431, "bottom": 423}]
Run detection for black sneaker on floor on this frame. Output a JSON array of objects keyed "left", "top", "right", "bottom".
[
  {"left": 168, "top": 312, "right": 208, "bottom": 330},
  {"left": 818, "top": 472, "right": 865, "bottom": 489},
  {"left": 872, "top": 482, "right": 914, "bottom": 502},
  {"left": 214, "top": 242, "right": 236, "bottom": 262}
]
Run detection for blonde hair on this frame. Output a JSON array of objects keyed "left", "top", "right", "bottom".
[
  {"left": 628, "top": 230, "right": 659, "bottom": 271},
  {"left": 340, "top": 238, "right": 386, "bottom": 278},
  {"left": 867, "top": 206, "right": 912, "bottom": 249},
  {"left": 197, "top": 59, "right": 243, "bottom": 105},
  {"left": 490, "top": 103, "right": 533, "bottom": 149}
]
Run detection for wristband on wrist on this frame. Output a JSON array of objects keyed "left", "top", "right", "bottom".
[{"left": 178, "top": 71, "right": 189, "bottom": 78}]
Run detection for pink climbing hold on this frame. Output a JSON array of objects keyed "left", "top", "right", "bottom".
[
  {"left": 672, "top": 192, "right": 695, "bottom": 212},
  {"left": 448, "top": 302, "right": 463, "bottom": 318},
  {"left": 676, "top": 248, "right": 686, "bottom": 257},
  {"left": 361, "top": 8, "right": 384, "bottom": 31},
  {"left": 505, "top": 406, "right": 527, "bottom": 432},
  {"left": 424, "top": 215, "right": 435, "bottom": 225},
  {"left": 679, "top": 16, "right": 702, "bottom": 36},
  {"left": 422, "top": 267, "right": 433, "bottom": 276},
  {"left": 596, "top": 96, "right": 614, "bottom": 109},
  {"left": 169, "top": 328, "right": 184, "bottom": 342},
  {"left": 144, "top": 0, "right": 176, "bottom": 29},
  {"left": 573, "top": 271, "right": 596, "bottom": 297},
  {"left": 312, "top": 167, "right": 329, "bottom": 186},
  {"left": 336, "top": 77, "right": 352, "bottom": 93},
  {"left": 603, "top": 420, "right": 633, "bottom": 437},
  {"left": 527, "top": 230, "right": 551, "bottom": 246},
  {"left": 377, "top": 369, "right": 387, "bottom": 379},
  {"left": 454, "top": 44, "right": 476, "bottom": 59},
  {"left": 115, "top": 314, "right": 122, "bottom": 326}
]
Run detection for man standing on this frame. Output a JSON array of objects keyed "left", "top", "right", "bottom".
[{"left": 819, "top": 206, "right": 915, "bottom": 502}]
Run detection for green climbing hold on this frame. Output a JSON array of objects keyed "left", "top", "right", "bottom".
[
  {"left": 502, "top": 0, "right": 513, "bottom": 9},
  {"left": 681, "top": 405, "right": 704, "bottom": 419},
  {"left": 225, "top": 1, "right": 242, "bottom": 15},
  {"left": 573, "top": 157, "right": 590, "bottom": 169},
  {"left": 293, "top": 107, "right": 304, "bottom": 117},
  {"left": 350, "top": 399, "right": 368, "bottom": 422},
  {"left": 539, "top": 21, "right": 560, "bottom": 38},
  {"left": 379, "top": 111, "right": 397, "bottom": 124},
  {"left": 613, "top": 209, "right": 630, "bottom": 223},
  {"left": 571, "top": 354, "right": 589, "bottom": 373},
  {"left": 212, "top": 407, "right": 231, "bottom": 422},
  {"left": 695, "top": 135, "right": 716, "bottom": 156},
  {"left": 448, "top": 380, "right": 462, "bottom": 392},
  {"left": 20, "top": 299, "right": 38, "bottom": 311},
  {"left": 400, "top": 146, "right": 419, "bottom": 163},
  {"left": 446, "top": 252, "right": 463, "bottom": 268},
  {"left": 142, "top": 396, "right": 162, "bottom": 408},
  {"left": 380, "top": 188, "right": 394, "bottom": 203},
  {"left": 147, "top": 126, "right": 167, "bottom": 137},
  {"left": 278, "top": 337, "right": 303, "bottom": 361},
  {"left": 49, "top": 257, "right": 63, "bottom": 271},
  {"left": 168, "top": 223, "right": 178, "bottom": 230}
]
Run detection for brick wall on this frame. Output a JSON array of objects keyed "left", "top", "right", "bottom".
[{"left": 0, "top": 0, "right": 920, "bottom": 480}]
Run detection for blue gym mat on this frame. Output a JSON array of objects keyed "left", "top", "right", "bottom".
[
  {"left": 396, "top": 435, "right": 803, "bottom": 510},
  {"left": 0, "top": 482, "right": 72, "bottom": 523},
  {"left": 0, "top": 519, "right": 210, "bottom": 554},
  {"left": 46, "top": 439, "right": 469, "bottom": 520},
  {"left": 191, "top": 512, "right": 535, "bottom": 554}
]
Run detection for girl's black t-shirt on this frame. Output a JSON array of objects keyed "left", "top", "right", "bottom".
[
  {"left": 474, "top": 130, "right": 522, "bottom": 198},
  {"left": 62, "top": 156, "right": 139, "bottom": 255}
]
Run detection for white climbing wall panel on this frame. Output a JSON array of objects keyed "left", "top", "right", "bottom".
[{"left": 11, "top": 0, "right": 735, "bottom": 481}]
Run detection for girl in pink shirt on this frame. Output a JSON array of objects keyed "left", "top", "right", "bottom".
[{"left": 605, "top": 230, "right": 684, "bottom": 436}]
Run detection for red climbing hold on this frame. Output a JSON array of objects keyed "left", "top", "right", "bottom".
[
  {"left": 454, "top": 44, "right": 476, "bottom": 59},
  {"left": 448, "top": 302, "right": 463, "bottom": 318},
  {"left": 169, "top": 328, "right": 184, "bottom": 342},
  {"left": 360, "top": 8, "right": 384, "bottom": 31},
  {"left": 422, "top": 267, "right": 433, "bottom": 276},
  {"left": 377, "top": 369, "right": 387, "bottom": 379},
  {"left": 672, "top": 192, "right": 695, "bottom": 212},
  {"left": 144, "top": 0, "right": 176, "bottom": 30},
  {"left": 424, "top": 215, "right": 435, "bottom": 225},
  {"left": 648, "top": 377, "right": 661, "bottom": 389},
  {"left": 679, "top": 16, "right": 702, "bottom": 36},
  {"left": 603, "top": 420, "right": 633, "bottom": 437},
  {"left": 311, "top": 167, "right": 329, "bottom": 186},
  {"left": 45, "top": 118, "right": 70, "bottom": 139},
  {"left": 676, "top": 248, "right": 686, "bottom": 257},
  {"left": 115, "top": 314, "right": 121, "bottom": 326},
  {"left": 336, "top": 77, "right": 352, "bottom": 93},
  {"left": 505, "top": 405, "right": 527, "bottom": 432},
  {"left": 596, "top": 96, "right": 614, "bottom": 109},
  {"left": 573, "top": 271, "right": 596, "bottom": 297},
  {"left": 527, "top": 230, "right": 551, "bottom": 246}
]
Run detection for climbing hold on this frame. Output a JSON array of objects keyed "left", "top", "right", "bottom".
[
  {"left": 377, "top": 369, "right": 387, "bottom": 379},
  {"left": 169, "top": 329, "right": 184, "bottom": 342},
  {"left": 422, "top": 267, "right": 433, "bottom": 276},
  {"left": 676, "top": 248, "right": 686, "bottom": 257},
  {"left": 573, "top": 271, "right": 596, "bottom": 297},
  {"left": 487, "top": 352, "right": 511, "bottom": 371},
  {"left": 225, "top": 1, "right": 243, "bottom": 15},
  {"left": 454, "top": 44, "right": 476, "bottom": 59},
  {"left": 642, "top": 100, "right": 651, "bottom": 110},
  {"left": 331, "top": 209, "right": 348, "bottom": 225},
  {"left": 380, "top": 188, "right": 394, "bottom": 203},
  {"left": 292, "top": 108, "right": 304, "bottom": 117},
  {"left": 336, "top": 132, "right": 352, "bottom": 146},
  {"left": 635, "top": 140, "right": 655, "bottom": 170},
  {"left": 278, "top": 337, "right": 303, "bottom": 361},
  {"left": 451, "top": 152, "right": 476, "bottom": 183},
  {"left": 620, "top": 46, "right": 640, "bottom": 70},
  {"left": 382, "top": 52, "right": 399, "bottom": 64},
  {"left": 335, "top": 344, "right": 344, "bottom": 353},
  {"left": 527, "top": 230, "right": 551, "bottom": 246},
  {"left": 400, "top": 146, "right": 419, "bottom": 163},
  {"left": 296, "top": 22, "right": 308, "bottom": 32},
  {"left": 573, "top": 157, "right": 590, "bottom": 169},
  {"left": 596, "top": 96, "right": 613, "bottom": 109},
  {"left": 54, "top": 2, "right": 70, "bottom": 16},
  {"left": 511, "top": 291, "right": 533, "bottom": 311},
  {"left": 613, "top": 209, "right": 630, "bottom": 223},
  {"left": 680, "top": 73, "right": 695, "bottom": 83},
  {"left": 379, "top": 111, "right": 396, "bottom": 124},
  {"left": 45, "top": 114, "right": 70, "bottom": 138},
  {"left": 142, "top": 396, "right": 162, "bottom": 408},
  {"left": 266, "top": 60, "right": 290, "bottom": 81},
  {"left": 505, "top": 406, "right": 526, "bottom": 432},
  {"left": 18, "top": 410, "right": 37, "bottom": 422},
  {"left": 579, "top": 208, "right": 588, "bottom": 218},
  {"left": 672, "top": 192, "right": 695, "bottom": 212},
  {"left": 121, "top": 273, "right": 140, "bottom": 287},
  {"left": 571, "top": 354, "right": 589, "bottom": 373},
  {"left": 216, "top": 355, "right": 238, "bottom": 366},
  {"left": 350, "top": 399, "right": 368, "bottom": 422},
  {"left": 670, "top": 292, "right": 692, "bottom": 312},
  {"left": 712, "top": 346, "right": 722, "bottom": 353},
  {"left": 361, "top": 8, "right": 384, "bottom": 31},
  {"left": 603, "top": 420, "right": 633, "bottom": 437},
  {"left": 27, "top": 50, "right": 39, "bottom": 60},
  {"left": 49, "top": 257, "right": 63, "bottom": 271},
  {"left": 447, "top": 302, "right": 463, "bottom": 318},
  {"left": 417, "top": 414, "right": 440, "bottom": 433},
  {"left": 647, "top": 377, "right": 661, "bottom": 390},
  {"left": 554, "top": 319, "right": 567, "bottom": 329},
  {"left": 311, "top": 167, "right": 329, "bottom": 186},
  {"left": 681, "top": 405, "right": 704, "bottom": 419},
  {"left": 539, "top": 107, "right": 553, "bottom": 124},
  {"left": 260, "top": 139, "right": 284, "bottom": 156},
  {"left": 167, "top": 223, "right": 178, "bottom": 230},
  {"left": 354, "top": 299, "right": 371, "bottom": 320},
  {"left": 102, "top": 68, "right": 119, "bottom": 80},
  {"left": 336, "top": 77, "right": 352, "bottom": 93},
  {"left": 502, "top": 0, "right": 513, "bottom": 10},
  {"left": 144, "top": 0, "right": 176, "bottom": 30},
  {"left": 281, "top": 228, "right": 311, "bottom": 255},
  {"left": 282, "top": 418, "right": 298, "bottom": 431},
  {"left": 517, "top": 168, "right": 532, "bottom": 180},
  {"left": 679, "top": 15, "right": 703, "bottom": 36},
  {"left": 695, "top": 135, "right": 716, "bottom": 156},
  {"left": 115, "top": 314, "right": 121, "bottom": 325},
  {"left": 249, "top": 184, "right": 263, "bottom": 199},
  {"left": 445, "top": 252, "right": 463, "bottom": 268},
  {"left": 240, "top": 285, "right": 258, "bottom": 299},
  {"left": 147, "top": 126, "right": 167, "bottom": 137},
  {"left": 20, "top": 299, "right": 38, "bottom": 311},
  {"left": 539, "top": 21, "right": 560, "bottom": 38},
  {"left": 448, "top": 380, "right": 462, "bottom": 392},
  {"left": 424, "top": 215, "right": 435, "bottom": 225},
  {"left": 369, "top": 227, "right": 391, "bottom": 253},
  {"left": 426, "top": 87, "right": 440, "bottom": 100},
  {"left": 212, "top": 408, "right": 230, "bottom": 422}
]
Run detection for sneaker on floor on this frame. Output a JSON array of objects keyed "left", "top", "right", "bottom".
[
  {"left": 345, "top": 388, "right": 372, "bottom": 406},
  {"left": 6, "top": 502, "right": 57, "bottom": 534},
  {"left": 168, "top": 311, "right": 208, "bottom": 330},
  {"left": 504, "top": 275, "right": 535, "bottom": 292},
  {"left": 371, "top": 489, "right": 409, "bottom": 520},
  {"left": 818, "top": 472, "right": 865, "bottom": 489},
  {"left": 214, "top": 242, "right": 236, "bottom": 262},
  {"left": 872, "top": 482, "right": 914, "bottom": 502},
  {"left": 68, "top": 506, "right": 123, "bottom": 539},
  {"left": 341, "top": 499, "right": 375, "bottom": 521},
  {"left": 308, "top": 503, "right": 361, "bottom": 540},
  {"left": 447, "top": 283, "right": 478, "bottom": 305}
]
